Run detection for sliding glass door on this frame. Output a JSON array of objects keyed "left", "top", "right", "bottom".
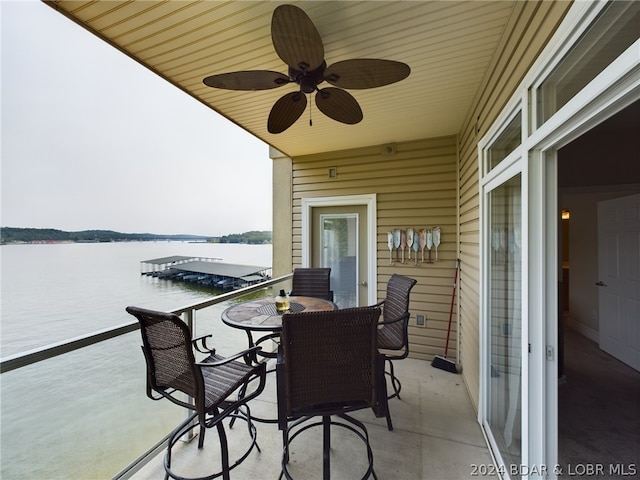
[{"left": 486, "top": 173, "right": 523, "bottom": 476}]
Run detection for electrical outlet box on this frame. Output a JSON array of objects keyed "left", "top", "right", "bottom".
[{"left": 416, "top": 314, "right": 425, "bottom": 326}]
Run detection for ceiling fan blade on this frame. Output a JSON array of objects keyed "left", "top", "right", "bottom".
[
  {"left": 203, "top": 71, "right": 290, "bottom": 90},
  {"left": 271, "top": 4, "right": 324, "bottom": 72},
  {"left": 324, "top": 59, "right": 411, "bottom": 89},
  {"left": 268, "top": 91, "right": 308, "bottom": 133},
  {"left": 315, "top": 88, "right": 363, "bottom": 125}
]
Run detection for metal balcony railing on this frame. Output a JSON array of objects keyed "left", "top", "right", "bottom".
[{"left": 0, "top": 273, "right": 293, "bottom": 480}]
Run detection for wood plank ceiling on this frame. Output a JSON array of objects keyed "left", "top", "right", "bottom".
[{"left": 45, "top": 1, "right": 517, "bottom": 158}]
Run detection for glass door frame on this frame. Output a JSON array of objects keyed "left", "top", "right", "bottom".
[
  {"left": 301, "top": 194, "right": 377, "bottom": 306},
  {"left": 479, "top": 130, "right": 530, "bottom": 478}
]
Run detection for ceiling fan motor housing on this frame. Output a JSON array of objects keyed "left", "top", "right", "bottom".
[{"left": 289, "top": 63, "right": 327, "bottom": 93}]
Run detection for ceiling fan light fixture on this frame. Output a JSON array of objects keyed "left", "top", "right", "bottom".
[{"left": 300, "top": 76, "right": 316, "bottom": 94}]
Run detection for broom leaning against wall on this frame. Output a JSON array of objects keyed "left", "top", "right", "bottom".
[{"left": 432, "top": 258, "right": 460, "bottom": 373}]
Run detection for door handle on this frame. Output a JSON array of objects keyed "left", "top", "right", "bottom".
[
  {"left": 360, "top": 281, "right": 368, "bottom": 287},
  {"left": 595, "top": 281, "right": 608, "bottom": 287}
]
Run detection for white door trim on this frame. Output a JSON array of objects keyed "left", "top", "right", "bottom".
[{"left": 302, "top": 194, "right": 377, "bottom": 305}]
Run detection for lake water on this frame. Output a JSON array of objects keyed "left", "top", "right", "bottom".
[{"left": 0, "top": 242, "right": 273, "bottom": 479}]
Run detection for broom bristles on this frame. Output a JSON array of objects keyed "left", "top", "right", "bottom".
[{"left": 432, "top": 355, "right": 458, "bottom": 373}]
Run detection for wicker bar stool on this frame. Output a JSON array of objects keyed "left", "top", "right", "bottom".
[
  {"left": 276, "top": 307, "right": 387, "bottom": 480},
  {"left": 126, "top": 306, "right": 266, "bottom": 480},
  {"left": 374, "top": 274, "right": 417, "bottom": 431}
]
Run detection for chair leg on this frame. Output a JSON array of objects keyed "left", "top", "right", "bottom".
[
  {"left": 243, "top": 404, "right": 261, "bottom": 453},
  {"left": 216, "top": 421, "right": 231, "bottom": 480},
  {"left": 280, "top": 423, "right": 290, "bottom": 480},
  {"left": 230, "top": 381, "right": 249, "bottom": 429},
  {"left": 323, "top": 416, "right": 331, "bottom": 480},
  {"left": 385, "top": 407, "right": 394, "bottom": 431},
  {"left": 387, "top": 359, "right": 402, "bottom": 400},
  {"left": 384, "top": 359, "right": 397, "bottom": 431},
  {"left": 374, "top": 354, "right": 393, "bottom": 431},
  {"left": 198, "top": 422, "right": 206, "bottom": 449}
]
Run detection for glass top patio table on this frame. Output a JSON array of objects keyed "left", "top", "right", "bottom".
[{"left": 221, "top": 296, "right": 337, "bottom": 332}]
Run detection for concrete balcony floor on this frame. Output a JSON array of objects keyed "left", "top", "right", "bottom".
[{"left": 132, "top": 358, "right": 494, "bottom": 479}]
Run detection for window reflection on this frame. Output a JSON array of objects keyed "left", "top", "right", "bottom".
[
  {"left": 537, "top": 1, "right": 640, "bottom": 125},
  {"left": 488, "top": 113, "right": 521, "bottom": 172}
]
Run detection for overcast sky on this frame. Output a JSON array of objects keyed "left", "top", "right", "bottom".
[{"left": 1, "top": 1, "right": 272, "bottom": 237}]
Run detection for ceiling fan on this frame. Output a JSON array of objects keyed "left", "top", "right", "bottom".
[{"left": 203, "top": 4, "right": 410, "bottom": 134}]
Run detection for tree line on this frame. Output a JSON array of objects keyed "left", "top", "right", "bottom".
[{"left": 0, "top": 227, "right": 271, "bottom": 245}]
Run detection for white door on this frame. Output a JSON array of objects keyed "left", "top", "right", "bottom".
[
  {"left": 597, "top": 193, "right": 640, "bottom": 372},
  {"left": 302, "top": 194, "right": 377, "bottom": 308}
]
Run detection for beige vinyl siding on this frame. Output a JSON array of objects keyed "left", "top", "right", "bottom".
[
  {"left": 271, "top": 150, "right": 294, "bottom": 279},
  {"left": 292, "top": 137, "right": 459, "bottom": 361},
  {"left": 457, "top": 1, "right": 571, "bottom": 410}
]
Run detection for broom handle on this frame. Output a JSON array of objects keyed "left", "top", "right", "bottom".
[{"left": 444, "top": 259, "right": 460, "bottom": 357}]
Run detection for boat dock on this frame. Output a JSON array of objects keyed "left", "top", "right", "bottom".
[{"left": 141, "top": 256, "right": 271, "bottom": 290}]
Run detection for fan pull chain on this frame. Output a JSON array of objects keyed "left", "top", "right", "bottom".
[{"left": 309, "top": 95, "right": 313, "bottom": 126}]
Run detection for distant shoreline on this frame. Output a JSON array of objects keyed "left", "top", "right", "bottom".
[
  {"left": 1, "top": 239, "right": 200, "bottom": 245},
  {"left": 0, "top": 227, "right": 272, "bottom": 245}
]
